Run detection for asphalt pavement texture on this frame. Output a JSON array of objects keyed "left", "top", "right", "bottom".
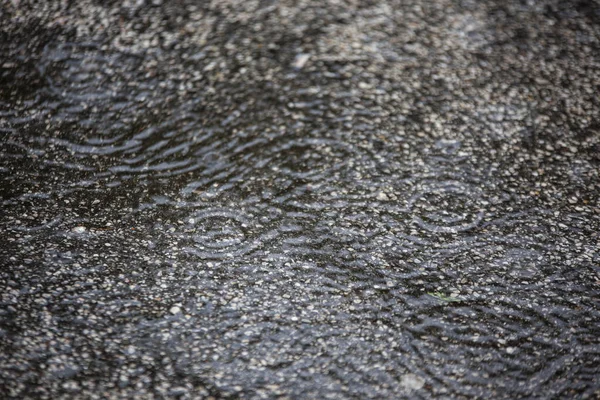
[{"left": 1, "top": 0, "right": 600, "bottom": 399}]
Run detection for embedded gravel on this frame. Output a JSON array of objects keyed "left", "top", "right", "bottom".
[{"left": 1, "top": 0, "right": 600, "bottom": 399}]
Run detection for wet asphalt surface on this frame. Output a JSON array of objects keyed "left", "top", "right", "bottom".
[{"left": 1, "top": 0, "right": 600, "bottom": 398}]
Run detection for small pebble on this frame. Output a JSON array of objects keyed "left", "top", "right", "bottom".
[
  {"left": 400, "top": 374, "right": 425, "bottom": 391},
  {"left": 377, "top": 192, "right": 389, "bottom": 201},
  {"left": 292, "top": 53, "right": 310, "bottom": 69}
]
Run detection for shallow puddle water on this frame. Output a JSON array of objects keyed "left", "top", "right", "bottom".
[{"left": 1, "top": 1, "right": 599, "bottom": 398}]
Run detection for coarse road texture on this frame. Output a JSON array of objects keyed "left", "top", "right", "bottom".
[{"left": 1, "top": 0, "right": 600, "bottom": 399}]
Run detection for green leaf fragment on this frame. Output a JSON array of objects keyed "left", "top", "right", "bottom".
[{"left": 427, "top": 292, "right": 461, "bottom": 302}]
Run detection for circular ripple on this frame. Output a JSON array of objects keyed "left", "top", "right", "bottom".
[
  {"left": 427, "top": 139, "right": 468, "bottom": 165},
  {"left": 175, "top": 207, "right": 279, "bottom": 260},
  {"left": 403, "top": 293, "right": 579, "bottom": 398},
  {"left": 180, "top": 208, "right": 251, "bottom": 258},
  {"left": 408, "top": 181, "right": 484, "bottom": 233}
]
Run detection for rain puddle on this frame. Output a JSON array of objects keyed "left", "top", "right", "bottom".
[{"left": 1, "top": 0, "right": 599, "bottom": 398}]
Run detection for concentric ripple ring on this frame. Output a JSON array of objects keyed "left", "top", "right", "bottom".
[
  {"left": 408, "top": 181, "right": 485, "bottom": 233},
  {"left": 178, "top": 207, "right": 257, "bottom": 259}
]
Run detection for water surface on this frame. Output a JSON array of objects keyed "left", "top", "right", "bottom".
[{"left": 1, "top": 0, "right": 599, "bottom": 398}]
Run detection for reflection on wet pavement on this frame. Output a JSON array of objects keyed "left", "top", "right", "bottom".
[{"left": 1, "top": 0, "right": 599, "bottom": 398}]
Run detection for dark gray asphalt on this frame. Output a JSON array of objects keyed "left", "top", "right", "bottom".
[{"left": 1, "top": 0, "right": 600, "bottom": 398}]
